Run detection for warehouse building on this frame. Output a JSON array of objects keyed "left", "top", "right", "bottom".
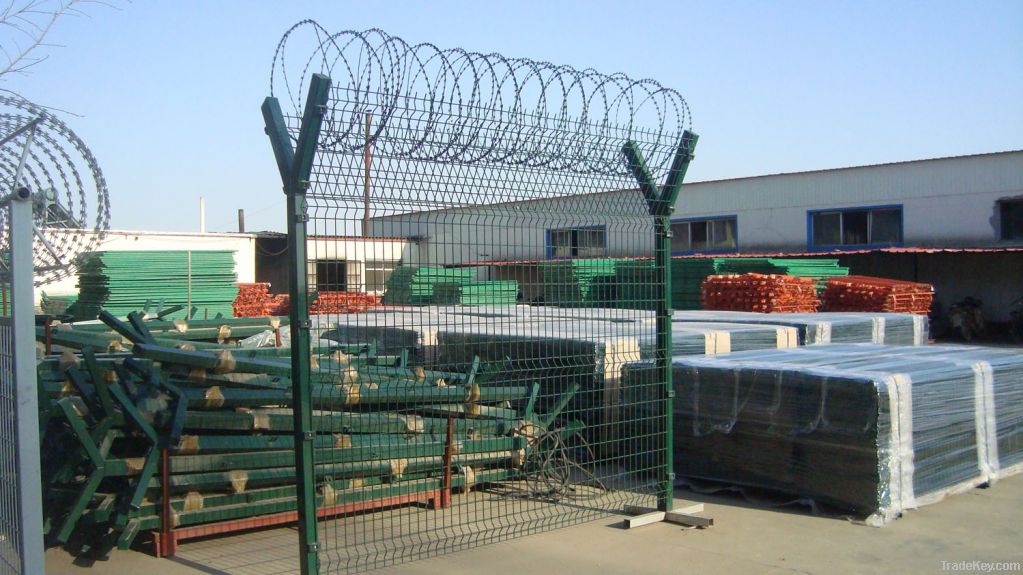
[{"left": 371, "top": 150, "right": 1023, "bottom": 320}]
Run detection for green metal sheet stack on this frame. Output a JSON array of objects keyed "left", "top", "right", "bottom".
[
  {"left": 669, "top": 259, "right": 737, "bottom": 310},
  {"left": 382, "top": 266, "right": 476, "bottom": 305},
  {"left": 614, "top": 260, "right": 658, "bottom": 310},
  {"left": 718, "top": 258, "right": 848, "bottom": 285},
  {"left": 41, "top": 291, "right": 78, "bottom": 315},
  {"left": 72, "top": 251, "right": 238, "bottom": 320},
  {"left": 432, "top": 280, "right": 519, "bottom": 305},
  {"left": 539, "top": 259, "right": 619, "bottom": 307}
]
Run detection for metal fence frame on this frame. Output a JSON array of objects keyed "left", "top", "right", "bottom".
[
  {"left": 1, "top": 177, "right": 46, "bottom": 574},
  {"left": 263, "top": 65, "right": 697, "bottom": 574}
]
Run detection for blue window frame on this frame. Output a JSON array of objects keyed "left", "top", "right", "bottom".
[
  {"left": 670, "top": 215, "right": 738, "bottom": 255},
  {"left": 545, "top": 225, "right": 607, "bottom": 258},
  {"left": 807, "top": 204, "right": 903, "bottom": 250}
]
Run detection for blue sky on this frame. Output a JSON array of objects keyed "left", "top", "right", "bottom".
[{"left": 5, "top": 0, "right": 1021, "bottom": 233}]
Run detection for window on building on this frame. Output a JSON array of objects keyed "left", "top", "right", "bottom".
[
  {"left": 1000, "top": 199, "right": 1023, "bottom": 240},
  {"left": 315, "top": 260, "right": 347, "bottom": 292},
  {"left": 547, "top": 226, "right": 607, "bottom": 258},
  {"left": 365, "top": 260, "right": 398, "bottom": 292},
  {"left": 809, "top": 206, "right": 902, "bottom": 248},
  {"left": 670, "top": 217, "right": 737, "bottom": 253}
]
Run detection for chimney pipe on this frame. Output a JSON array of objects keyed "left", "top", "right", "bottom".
[
  {"left": 199, "top": 197, "right": 206, "bottom": 233},
  {"left": 238, "top": 208, "right": 245, "bottom": 233}
]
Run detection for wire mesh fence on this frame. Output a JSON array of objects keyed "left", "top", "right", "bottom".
[
  {"left": 259, "top": 23, "right": 695, "bottom": 574},
  {"left": 0, "top": 317, "right": 23, "bottom": 575}
]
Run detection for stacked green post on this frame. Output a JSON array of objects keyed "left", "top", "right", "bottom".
[
  {"left": 433, "top": 280, "right": 519, "bottom": 305},
  {"left": 71, "top": 251, "right": 239, "bottom": 320},
  {"left": 35, "top": 316, "right": 555, "bottom": 558},
  {"left": 539, "top": 259, "right": 619, "bottom": 307},
  {"left": 382, "top": 267, "right": 476, "bottom": 305}
]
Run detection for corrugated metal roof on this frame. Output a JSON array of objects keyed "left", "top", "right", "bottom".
[{"left": 453, "top": 246, "right": 1023, "bottom": 267}]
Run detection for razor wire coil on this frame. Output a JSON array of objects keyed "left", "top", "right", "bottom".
[{"left": 0, "top": 93, "right": 110, "bottom": 286}]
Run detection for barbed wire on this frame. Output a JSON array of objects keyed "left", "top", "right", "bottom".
[
  {"left": 0, "top": 93, "right": 110, "bottom": 286},
  {"left": 270, "top": 20, "right": 691, "bottom": 178}
]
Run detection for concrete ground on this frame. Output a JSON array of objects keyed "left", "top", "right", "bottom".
[{"left": 45, "top": 474, "right": 1023, "bottom": 575}]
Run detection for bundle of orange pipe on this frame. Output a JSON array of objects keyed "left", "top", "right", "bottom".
[
  {"left": 701, "top": 273, "right": 820, "bottom": 313},
  {"left": 823, "top": 276, "right": 933, "bottom": 314}
]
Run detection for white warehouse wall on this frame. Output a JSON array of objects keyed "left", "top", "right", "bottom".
[
  {"left": 674, "top": 151, "right": 1023, "bottom": 251},
  {"left": 372, "top": 190, "right": 651, "bottom": 265},
  {"left": 373, "top": 151, "right": 1023, "bottom": 261}
]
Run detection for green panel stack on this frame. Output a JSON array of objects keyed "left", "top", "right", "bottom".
[
  {"left": 539, "top": 259, "right": 619, "bottom": 307},
  {"left": 381, "top": 266, "right": 476, "bottom": 305},
  {"left": 433, "top": 280, "right": 519, "bottom": 305},
  {"left": 718, "top": 258, "right": 848, "bottom": 284},
  {"left": 71, "top": 251, "right": 238, "bottom": 320},
  {"left": 41, "top": 291, "right": 78, "bottom": 315},
  {"left": 614, "top": 260, "right": 658, "bottom": 310},
  {"left": 670, "top": 259, "right": 738, "bottom": 310}
]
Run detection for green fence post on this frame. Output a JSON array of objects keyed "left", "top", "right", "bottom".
[
  {"left": 262, "top": 72, "right": 332, "bottom": 575},
  {"left": 623, "top": 131, "right": 699, "bottom": 513}
]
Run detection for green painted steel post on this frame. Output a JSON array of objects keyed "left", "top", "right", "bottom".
[
  {"left": 262, "top": 72, "right": 332, "bottom": 575},
  {"left": 623, "top": 131, "right": 698, "bottom": 513}
]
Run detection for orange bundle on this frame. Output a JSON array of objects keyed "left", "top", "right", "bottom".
[
  {"left": 233, "top": 283, "right": 273, "bottom": 317},
  {"left": 309, "top": 291, "right": 382, "bottom": 315},
  {"left": 822, "top": 276, "right": 933, "bottom": 315},
  {"left": 701, "top": 273, "right": 821, "bottom": 313},
  {"left": 269, "top": 294, "right": 290, "bottom": 316}
]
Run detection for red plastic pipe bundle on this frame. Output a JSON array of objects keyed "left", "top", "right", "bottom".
[
  {"left": 232, "top": 283, "right": 274, "bottom": 317},
  {"left": 822, "top": 276, "right": 934, "bottom": 315},
  {"left": 309, "top": 292, "right": 382, "bottom": 315},
  {"left": 701, "top": 273, "right": 821, "bottom": 313}
]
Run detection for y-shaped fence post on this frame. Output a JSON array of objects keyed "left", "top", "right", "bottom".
[
  {"left": 262, "top": 73, "right": 332, "bottom": 575},
  {"left": 623, "top": 131, "right": 699, "bottom": 513}
]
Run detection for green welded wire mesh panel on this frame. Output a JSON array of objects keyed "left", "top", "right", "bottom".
[
  {"left": 260, "top": 22, "right": 694, "bottom": 575},
  {"left": 71, "top": 250, "right": 238, "bottom": 319}
]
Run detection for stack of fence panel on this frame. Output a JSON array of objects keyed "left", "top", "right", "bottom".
[
  {"left": 539, "top": 259, "right": 619, "bottom": 307},
  {"left": 36, "top": 314, "right": 546, "bottom": 558},
  {"left": 432, "top": 319, "right": 642, "bottom": 458},
  {"left": 621, "top": 343, "right": 1023, "bottom": 524},
  {"left": 636, "top": 322, "right": 799, "bottom": 358},
  {"left": 614, "top": 260, "right": 658, "bottom": 310},
  {"left": 823, "top": 276, "right": 934, "bottom": 314},
  {"left": 673, "top": 310, "right": 929, "bottom": 346},
  {"left": 233, "top": 283, "right": 273, "bottom": 317},
  {"left": 670, "top": 259, "right": 732, "bottom": 310},
  {"left": 701, "top": 273, "right": 821, "bottom": 313},
  {"left": 718, "top": 258, "right": 848, "bottom": 285},
  {"left": 309, "top": 292, "right": 382, "bottom": 314},
  {"left": 41, "top": 291, "right": 78, "bottom": 315},
  {"left": 382, "top": 267, "right": 476, "bottom": 305},
  {"left": 432, "top": 280, "right": 519, "bottom": 305},
  {"left": 72, "top": 251, "right": 238, "bottom": 320}
]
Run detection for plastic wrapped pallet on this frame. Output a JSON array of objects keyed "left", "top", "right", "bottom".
[
  {"left": 622, "top": 344, "right": 1022, "bottom": 524},
  {"left": 636, "top": 322, "right": 799, "bottom": 359},
  {"left": 672, "top": 310, "right": 929, "bottom": 346}
]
